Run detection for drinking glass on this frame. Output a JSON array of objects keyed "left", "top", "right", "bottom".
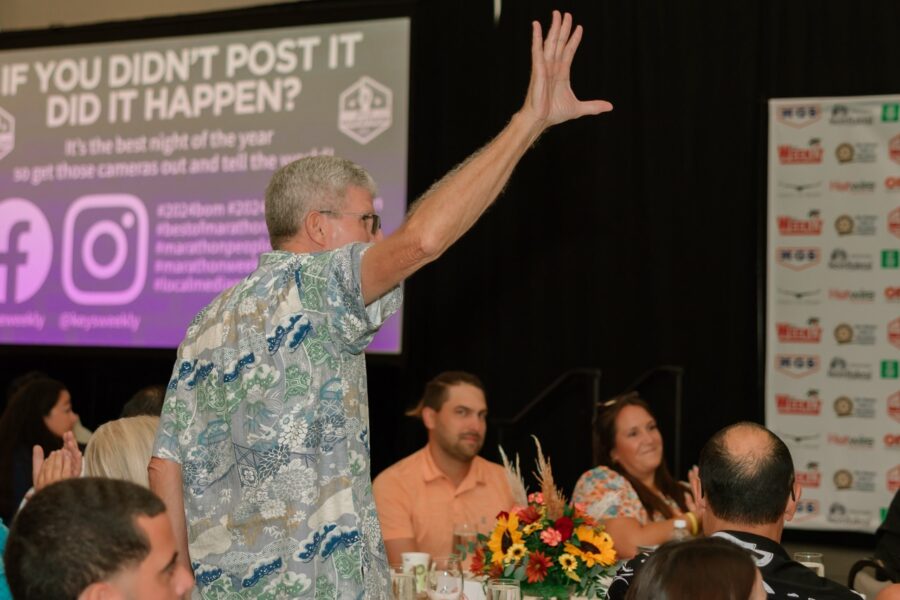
[
  {"left": 427, "top": 556, "right": 463, "bottom": 600},
  {"left": 486, "top": 578, "right": 520, "bottom": 600},
  {"left": 390, "top": 566, "right": 416, "bottom": 600},
  {"left": 794, "top": 551, "right": 825, "bottom": 577}
]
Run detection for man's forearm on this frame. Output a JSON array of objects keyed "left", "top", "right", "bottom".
[
  {"left": 361, "top": 111, "right": 543, "bottom": 303},
  {"left": 149, "top": 457, "right": 192, "bottom": 571}
]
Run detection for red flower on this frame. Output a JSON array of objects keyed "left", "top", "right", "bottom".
[
  {"left": 496, "top": 510, "right": 510, "bottom": 520},
  {"left": 554, "top": 516, "right": 574, "bottom": 541},
  {"left": 470, "top": 546, "right": 485, "bottom": 575},
  {"left": 517, "top": 504, "right": 542, "bottom": 525},
  {"left": 488, "top": 562, "right": 505, "bottom": 579},
  {"left": 525, "top": 551, "right": 552, "bottom": 583}
]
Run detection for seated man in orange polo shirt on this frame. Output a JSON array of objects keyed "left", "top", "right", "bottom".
[{"left": 373, "top": 371, "right": 514, "bottom": 565}]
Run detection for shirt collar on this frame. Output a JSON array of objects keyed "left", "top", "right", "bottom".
[{"left": 420, "top": 446, "right": 486, "bottom": 489}]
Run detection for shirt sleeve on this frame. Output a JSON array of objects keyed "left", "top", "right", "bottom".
[
  {"left": 325, "top": 243, "right": 402, "bottom": 354},
  {"left": 372, "top": 469, "right": 415, "bottom": 541},
  {"left": 572, "top": 466, "right": 647, "bottom": 523},
  {"left": 152, "top": 356, "right": 195, "bottom": 465}
]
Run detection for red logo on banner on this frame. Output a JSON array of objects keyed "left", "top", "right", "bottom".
[
  {"left": 891, "top": 135, "right": 900, "bottom": 164},
  {"left": 889, "top": 466, "right": 900, "bottom": 492},
  {"left": 887, "top": 177, "right": 900, "bottom": 191},
  {"left": 776, "top": 247, "right": 821, "bottom": 271},
  {"left": 779, "top": 143, "right": 824, "bottom": 165},
  {"left": 889, "top": 318, "right": 900, "bottom": 350},
  {"left": 885, "top": 434, "right": 900, "bottom": 448},
  {"left": 777, "top": 322, "right": 822, "bottom": 343},
  {"left": 778, "top": 215, "right": 823, "bottom": 235},
  {"left": 889, "top": 208, "right": 900, "bottom": 239},
  {"left": 796, "top": 467, "right": 822, "bottom": 488},
  {"left": 776, "top": 392, "right": 822, "bottom": 414},
  {"left": 888, "top": 392, "right": 900, "bottom": 423},
  {"left": 886, "top": 287, "right": 900, "bottom": 302}
]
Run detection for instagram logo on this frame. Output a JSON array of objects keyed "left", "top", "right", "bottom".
[
  {"left": 62, "top": 194, "right": 148, "bottom": 305},
  {"left": 0, "top": 198, "right": 53, "bottom": 304}
]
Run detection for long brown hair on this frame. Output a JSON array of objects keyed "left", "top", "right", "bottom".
[
  {"left": 0, "top": 378, "right": 67, "bottom": 520},
  {"left": 596, "top": 392, "right": 688, "bottom": 519}
]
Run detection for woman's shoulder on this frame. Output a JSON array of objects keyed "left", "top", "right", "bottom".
[{"left": 575, "top": 465, "right": 632, "bottom": 490}]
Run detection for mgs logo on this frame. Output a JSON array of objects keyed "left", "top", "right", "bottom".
[
  {"left": 776, "top": 104, "right": 821, "bottom": 127},
  {"left": 776, "top": 247, "right": 820, "bottom": 271},
  {"left": 774, "top": 355, "right": 820, "bottom": 378},
  {"left": 794, "top": 499, "right": 820, "bottom": 522}
]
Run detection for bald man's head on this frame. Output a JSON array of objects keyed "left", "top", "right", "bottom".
[{"left": 698, "top": 422, "right": 795, "bottom": 525}]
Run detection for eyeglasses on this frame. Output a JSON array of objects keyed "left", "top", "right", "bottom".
[{"left": 318, "top": 210, "right": 381, "bottom": 235}]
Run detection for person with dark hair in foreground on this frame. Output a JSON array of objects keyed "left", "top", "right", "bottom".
[
  {"left": 608, "top": 422, "right": 860, "bottom": 599},
  {"left": 373, "top": 371, "right": 513, "bottom": 565},
  {"left": 625, "top": 537, "right": 765, "bottom": 600},
  {"left": 573, "top": 393, "right": 697, "bottom": 559},
  {"left": 150, "top": 10, "right": 611, "bottom": 598},
  {"left": 4, "top": 478, "right": 193, "bottom": 600}
]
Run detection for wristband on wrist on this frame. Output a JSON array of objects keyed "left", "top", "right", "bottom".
[{"left": 684, "top": 511, "right": 699, "bottom": 536}]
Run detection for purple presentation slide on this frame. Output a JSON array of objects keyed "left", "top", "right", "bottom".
[{"left": 0, "top": 18, "right": 409, "bottom": 352}]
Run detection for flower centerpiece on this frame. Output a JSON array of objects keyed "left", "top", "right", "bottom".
[{"left": 467, "top": 439, "right": 618, "bottom": 599}]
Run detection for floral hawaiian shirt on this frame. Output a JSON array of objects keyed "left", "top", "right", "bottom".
[
  {"left": 572, "top": 466, "right": 678, "bottom": 525},
  {"left": 153, "top": 243, "right": 401, "bottom": 599}
]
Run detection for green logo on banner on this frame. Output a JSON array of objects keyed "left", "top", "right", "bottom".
[
  {"left": 883, "top": 360, "right": 900, "bottom": 379},
  {"left": 884, "top": 104, "right": 900, "bottom": 122},
  {"left": 884, "top": 250, "right": 900, "bottom": 269},
  {"left": 883, "top": 507, "right": 890, "bottom": 523}
]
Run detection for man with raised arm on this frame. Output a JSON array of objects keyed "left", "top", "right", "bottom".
[{"left": 149, "top": 11, "right": 611, "bottom": 599}]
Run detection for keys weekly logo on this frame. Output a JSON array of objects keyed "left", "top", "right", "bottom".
[
  {"left": 778, "top": 139, "right": 824, "bottom": 164},
  {"left": 0, "top": 198, "right": 53, "bottom": 304}
]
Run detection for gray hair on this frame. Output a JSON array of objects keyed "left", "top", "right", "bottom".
[{"left": 265, "top": 156, "right": 377, "bottom": 248}]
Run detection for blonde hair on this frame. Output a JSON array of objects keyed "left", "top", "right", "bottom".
[{"left": 84, "top": 416, "right": 159, "bottom": 488}]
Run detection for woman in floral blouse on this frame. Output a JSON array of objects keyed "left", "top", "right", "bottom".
[{"left": 572, "top": 393, "right": 700, "bottom": 558}]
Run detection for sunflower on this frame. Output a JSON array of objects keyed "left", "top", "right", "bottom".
[
  {"left": 522, "top": 521, "right": 543, "bottom": 536},
  {"left": 487, "top": 512, "right": 524, "bottom": 565},
  {"left": 505, "top": 543, "right": 527, "bottom": 564},
  {"left": 563, "top": 526, "right": 617, "bottom": 567},
  {"left": 558, "top": 553, "right": 581, "bottom": 582}
]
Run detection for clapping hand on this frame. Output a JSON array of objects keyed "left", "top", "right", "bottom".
[{"left": 32, "top": 430, "right": 83, "bottom": 492}]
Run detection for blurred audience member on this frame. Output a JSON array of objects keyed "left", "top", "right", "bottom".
[
  {"left": 5, "top": 370, "right": 91, "bottom": 444},
  {"left": 609, "top": 422, "right": 860, "bottom": 600},
  {"left": 85, "top": 415, "right": 160, "bottom": 487},
  {"left": 0, "top": 377, "right": 78, "bottom": 521},
  {"left": 373, "top": 371, "right": 513, "bottom": 565},
  {"left": 573, "top": 393, "right": 697, "bottom": 558},
  {"left": 624, "top": 537, "right": 765, "bottom": 600},
  {"left": 121, "top": 384, "right": 166, "bottom": 418},
  {"left": 4, "top": 477, "right": 193, "bottom": 600}
]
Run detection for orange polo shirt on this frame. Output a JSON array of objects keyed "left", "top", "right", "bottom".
[{"left": 373, "top": 446, "right": 515, "bottom": 560}]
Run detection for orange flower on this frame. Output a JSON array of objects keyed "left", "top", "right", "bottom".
[
  {"left": 470, "top": 545, "right": 485, "bottom": 575},
  {"left": 525, "top": 551, "right": 552, "bottom": 583}
]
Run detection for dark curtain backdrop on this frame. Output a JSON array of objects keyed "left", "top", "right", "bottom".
[{"left": 2, "top": 0, "right": 899, "bottom": 538}]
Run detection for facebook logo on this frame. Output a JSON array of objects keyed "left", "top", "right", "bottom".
[{"left": 0, "top": 198, "right": 53, "bottom": 304}]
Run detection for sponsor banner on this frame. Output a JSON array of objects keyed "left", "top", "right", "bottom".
[{"left": 769, "top": 95, "right": 900, "bottom": 533}]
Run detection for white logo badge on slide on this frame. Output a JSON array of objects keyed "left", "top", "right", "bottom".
[
  {"left": 0, "top": 106, "right": 15, "bottom": 161},
  {"left": 338, "top": 76, "right": 393, "bottom": 145}
]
